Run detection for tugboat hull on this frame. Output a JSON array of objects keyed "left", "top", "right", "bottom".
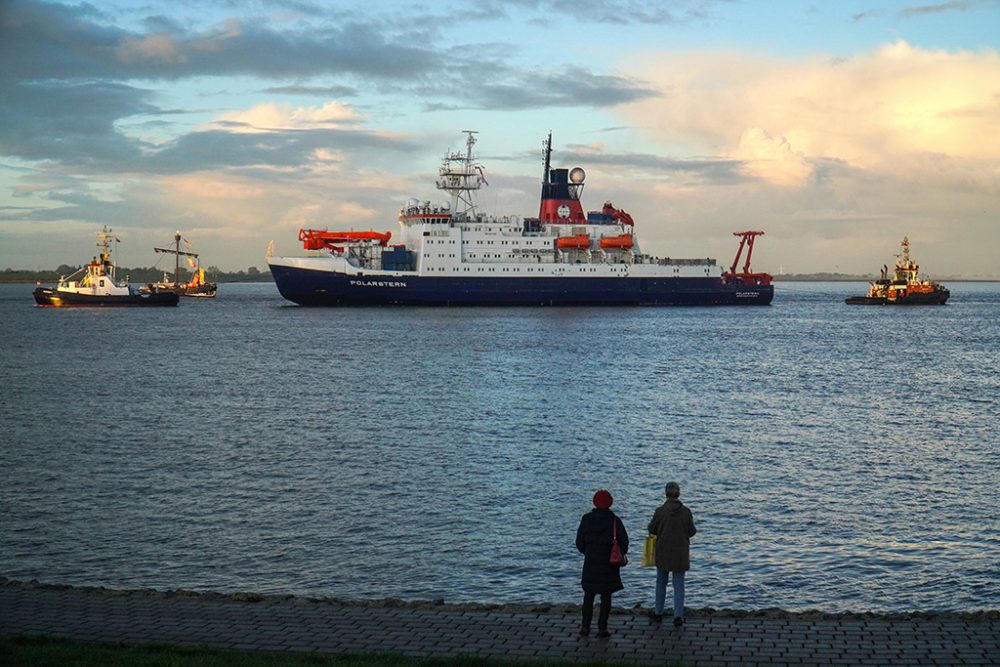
[
  {"left": 34, "top": 287, "right": 179, "bottom": 307},
  {"left": 845, "top": 290, "right": 949, "bottom": 305}
]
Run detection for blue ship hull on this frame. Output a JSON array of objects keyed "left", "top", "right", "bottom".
[{"left": 270, "top": 265, "right": 773, "bottom": 306}]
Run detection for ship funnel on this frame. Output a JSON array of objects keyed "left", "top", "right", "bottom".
[{"left": 538, "top": 139, "right": 586, "bottom": 223}]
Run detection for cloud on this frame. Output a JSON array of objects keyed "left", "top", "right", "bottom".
[
  {"left": 261, "top": 84, "right": 358, "bottom": 97},
  {"left": 733, "top": 128, "right": 815, "bottom": 187},
  {"left": 0, "top": 0, "right": 443, "bottom": 84},
  {"left": 897, "top": 1, "right": 992, "bottom": 19},
  {"left": 620, "top": 41, "right": 1000, "bottom": 188},
  {"left": 215, "top": 101, "right": 364, "bottom": 133},
  {"left": 602, "top": 40, "right": 1000, "bottom": 275},
  {"left": 0, "top": 81, "right": 156, "bottom": 164},
  {"left": 473, "top": 0, "right": 719, "bottom": 25},
  {"left": 423, "top": 65, "right": 657, "bottom": 111},
  {"left": 852, "top": 0, "right": 993, "bottom": 21}
]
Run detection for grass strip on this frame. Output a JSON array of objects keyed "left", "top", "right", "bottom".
[{"left": 2, "top": 635, "right": 685, "bottom": 667}]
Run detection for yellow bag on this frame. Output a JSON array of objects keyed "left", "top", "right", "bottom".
[{"left": 641, "top": 534, "right": 657, "bottom": 568}]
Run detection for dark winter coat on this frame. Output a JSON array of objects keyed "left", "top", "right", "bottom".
[
  {"left": 648, "top": 499, "right": 696, "bottom": 572},
  {"left": 576, "top": 508, "right": 629, "bottom": 594}
]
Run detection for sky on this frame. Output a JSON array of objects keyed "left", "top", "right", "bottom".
[{"left": 1, "top": 0, "right": 998, "bottom": 276}]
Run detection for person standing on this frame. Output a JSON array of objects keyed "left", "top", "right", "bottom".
[
  {"left": 648, "top": 481, "right": 696, "bottom": 627},
  {"left": 576, "top": 489, "right": 629, "bottom": 638}
]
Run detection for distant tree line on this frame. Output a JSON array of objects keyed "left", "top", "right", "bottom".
[
  {"left": 772, "top": 272, "right": 875, "bottom": 281},
  {"left": 1, "top": 265, "right": 273, "bottom": 284}
]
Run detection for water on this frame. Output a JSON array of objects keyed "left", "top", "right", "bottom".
[{"left": 1, "top": 282, "right": 998, "bottom": 613}]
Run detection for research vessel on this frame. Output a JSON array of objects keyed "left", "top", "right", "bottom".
[
  {"left": 267, "top": 132, "right": 773, "bottom": 307},
  {"left": 845, "top": 236, "right": 949, "bottom": 305},
  {"left": 33, "top": 227, "right": 179, "bottom": 307}
]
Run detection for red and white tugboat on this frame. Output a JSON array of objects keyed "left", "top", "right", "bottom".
[
  {"left": 33, "top": 227, "right": 179, "bottom": 307},
  {"left": 845, "top": 236, "right": 949, "bottom": 305}
]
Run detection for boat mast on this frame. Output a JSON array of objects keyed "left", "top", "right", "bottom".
[
  {"left": 154, "top": 231, "right": 199, "bottom": 286},
  {"left": 96, "top": 226, "right": 119, "bottom": 281},
  {"left": 435, "top": 130, "right": 486, "bottom": 219},
  {"left": 542, "top": 131, "right": 552, "bottom": 185}
]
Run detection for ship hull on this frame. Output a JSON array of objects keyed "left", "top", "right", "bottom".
[
  {"left": 33, "top": 287, "right": 180, "bottom": 307},
  {"left": 845, "top": 290, "right": 949, "bottom": 305},
  {"left": 269, "top": 264, "right": 773, "bottom": 307},
  {"left": 148, "top": 283, "right": 218, "bottom": 298}
]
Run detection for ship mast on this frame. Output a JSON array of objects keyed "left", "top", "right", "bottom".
[
  {"left": 154, "top": 231, "right": 199, "bottom": 286},
  {"left": 96, "top": 226, "right": 120, "bottom": 281},
  {"left": 435, "top": 130, "right": 487, "bottom": 219}
]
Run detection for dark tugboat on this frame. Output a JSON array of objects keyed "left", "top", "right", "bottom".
[
  {"left": 845, "top": 236, "right": 949, "bottom": 305},
  {"left": 149, "top": 231, "right": 218, "bottom": 297},
  {"left": 33, "top": 227, "right": 179, "bottom": 307}
]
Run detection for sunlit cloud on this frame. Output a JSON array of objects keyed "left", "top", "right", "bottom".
[
  {"left": 621, "top": 40, "right": 1000, "bottom": 189},
  {"left": 215, "top": 101, "right": 364, "bottom": 134}
]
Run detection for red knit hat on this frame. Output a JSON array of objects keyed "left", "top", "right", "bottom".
[{"left": 593, "top": 489, "right": 613, "bottom": 509}]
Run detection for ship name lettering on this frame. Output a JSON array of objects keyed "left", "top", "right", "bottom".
[{"left": 350, "top": 279, "right": 407, "bottom": 288}]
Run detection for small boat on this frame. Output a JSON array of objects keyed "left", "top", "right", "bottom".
[
  {"left": 555, "top": 234, "right": 591, "bottom": 250},
  {"left": 845, "top": 236, "right": 949, "bottom": 305},
  {"left": 148, "top": 231, "right": 218, "bottom": 297},
  {"left": 599, "top": 234, "right": 634, "bottom": 250},
  {"left": 33, "top": 227, "right": 179, "bottom": 307}
]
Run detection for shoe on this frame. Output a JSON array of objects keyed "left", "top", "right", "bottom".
[
  {"left": 578, "top": 625, "right": 590, "bottom": 636},
  {"left": 673, "top": 617, "right": 685, "bottom": 627},
  {"left": 596, "top": 629, "right": 612, "bottom": 638},
  {"left": 648, "top": 611, "right": 663, "bottom": 623}
]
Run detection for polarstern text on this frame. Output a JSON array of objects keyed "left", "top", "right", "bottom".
[{"left": 350, "top": 280, "right": 408, "bottom": 288}]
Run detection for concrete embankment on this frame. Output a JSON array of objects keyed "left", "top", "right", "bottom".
[{"left": 1, "top": 579, "right": 996, "bottom": 666}]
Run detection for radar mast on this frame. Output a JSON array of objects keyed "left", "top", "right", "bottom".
[{"left": 436, "top": 130, "right": 487, "bottom": 219}]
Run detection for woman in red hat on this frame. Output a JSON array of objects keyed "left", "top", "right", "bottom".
[{"left": 575, "top": 489, "right": 629, "bottom": 638}]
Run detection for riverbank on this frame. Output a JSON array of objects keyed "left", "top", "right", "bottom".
[{"left": 2, "top": 579, "right": 996, "bottom": 666}]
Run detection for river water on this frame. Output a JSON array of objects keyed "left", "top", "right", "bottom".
[{"left": 1, "top": 281, "right": 997, "bottom": 612}]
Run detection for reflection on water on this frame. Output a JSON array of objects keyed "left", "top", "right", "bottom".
[{"left": 1, "top": 282, "right": 998, "bottom": 612}]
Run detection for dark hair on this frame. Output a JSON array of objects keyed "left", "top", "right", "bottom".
[{"left": 665, "top": 481, "right": 680, "bottom": 498}]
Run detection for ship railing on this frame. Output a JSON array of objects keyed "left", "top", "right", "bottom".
[{"left": 645, "top": 257, "right": 717, "bottom": 266}]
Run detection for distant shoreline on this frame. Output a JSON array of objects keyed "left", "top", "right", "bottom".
[
  {"left": 4, "top": 276, "right": 998, "bottom": 284},
  {"left": 2, "top": 578, "right": 995, "bottom": 621}
]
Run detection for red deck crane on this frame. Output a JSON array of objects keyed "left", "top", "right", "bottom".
[{"left": 723, "top": 230, "right": 772, "bottom": 286}]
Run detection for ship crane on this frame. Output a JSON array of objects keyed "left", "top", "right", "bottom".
[{"left": 723, "top": 230, "right": 773, "bottom": 286}]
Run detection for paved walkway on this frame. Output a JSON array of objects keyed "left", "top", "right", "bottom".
[{"left": 1, "top": 583, "right": 997, "bottom": 666}]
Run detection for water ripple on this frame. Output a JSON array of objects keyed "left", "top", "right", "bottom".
[{"left": 1, "top": 282, "right": 998, "bottom": 612}]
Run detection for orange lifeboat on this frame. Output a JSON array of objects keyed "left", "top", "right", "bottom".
[
  {"left": 599, "top": 234, "right": 634, "bottom": 250},
  {"left": 299, "top": 228, "right": 392, "bottom": 250},
  {"left": 555, "top": 234, "right": 591, "bottom": 250}
]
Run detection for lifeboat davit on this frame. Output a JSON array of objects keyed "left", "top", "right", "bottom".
[
  {"left": 599, "top": 234, "right": 634, "bottom": 250},
  {"left": 555, "top": 234, "right": 591, "bottom": 250}
]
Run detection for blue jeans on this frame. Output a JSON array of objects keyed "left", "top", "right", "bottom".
[{"left": 655, "top": 568, "right": 686, "bottom": 618}]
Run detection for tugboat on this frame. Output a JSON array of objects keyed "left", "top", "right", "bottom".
[
  {"left": 267, "top": 131, "right": 773, "bottom": 306},
  {"left": 149, "top": 231, "right": 218, "bottom": 297},
  {"left": 33, "top": 227, "right": 179, "bottom": 307},
  {"left": 845, "top": 236, "right": 949, "bottom": 305}
]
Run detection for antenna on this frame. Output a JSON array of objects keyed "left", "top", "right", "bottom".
[
  {"left": 542, "top": 131, "right": 552, "bottom": 184},
  {"left": 435, "top": 130, "right": 487, "bottom": 218}
]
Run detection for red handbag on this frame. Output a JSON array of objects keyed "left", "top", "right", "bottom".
[{"left": 610, "top": 516, "right": 628, "bottom": 566}]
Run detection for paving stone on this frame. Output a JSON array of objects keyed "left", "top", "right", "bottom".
[{"left": 3, "top": 586, "right": 998, "bottom": 666}]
